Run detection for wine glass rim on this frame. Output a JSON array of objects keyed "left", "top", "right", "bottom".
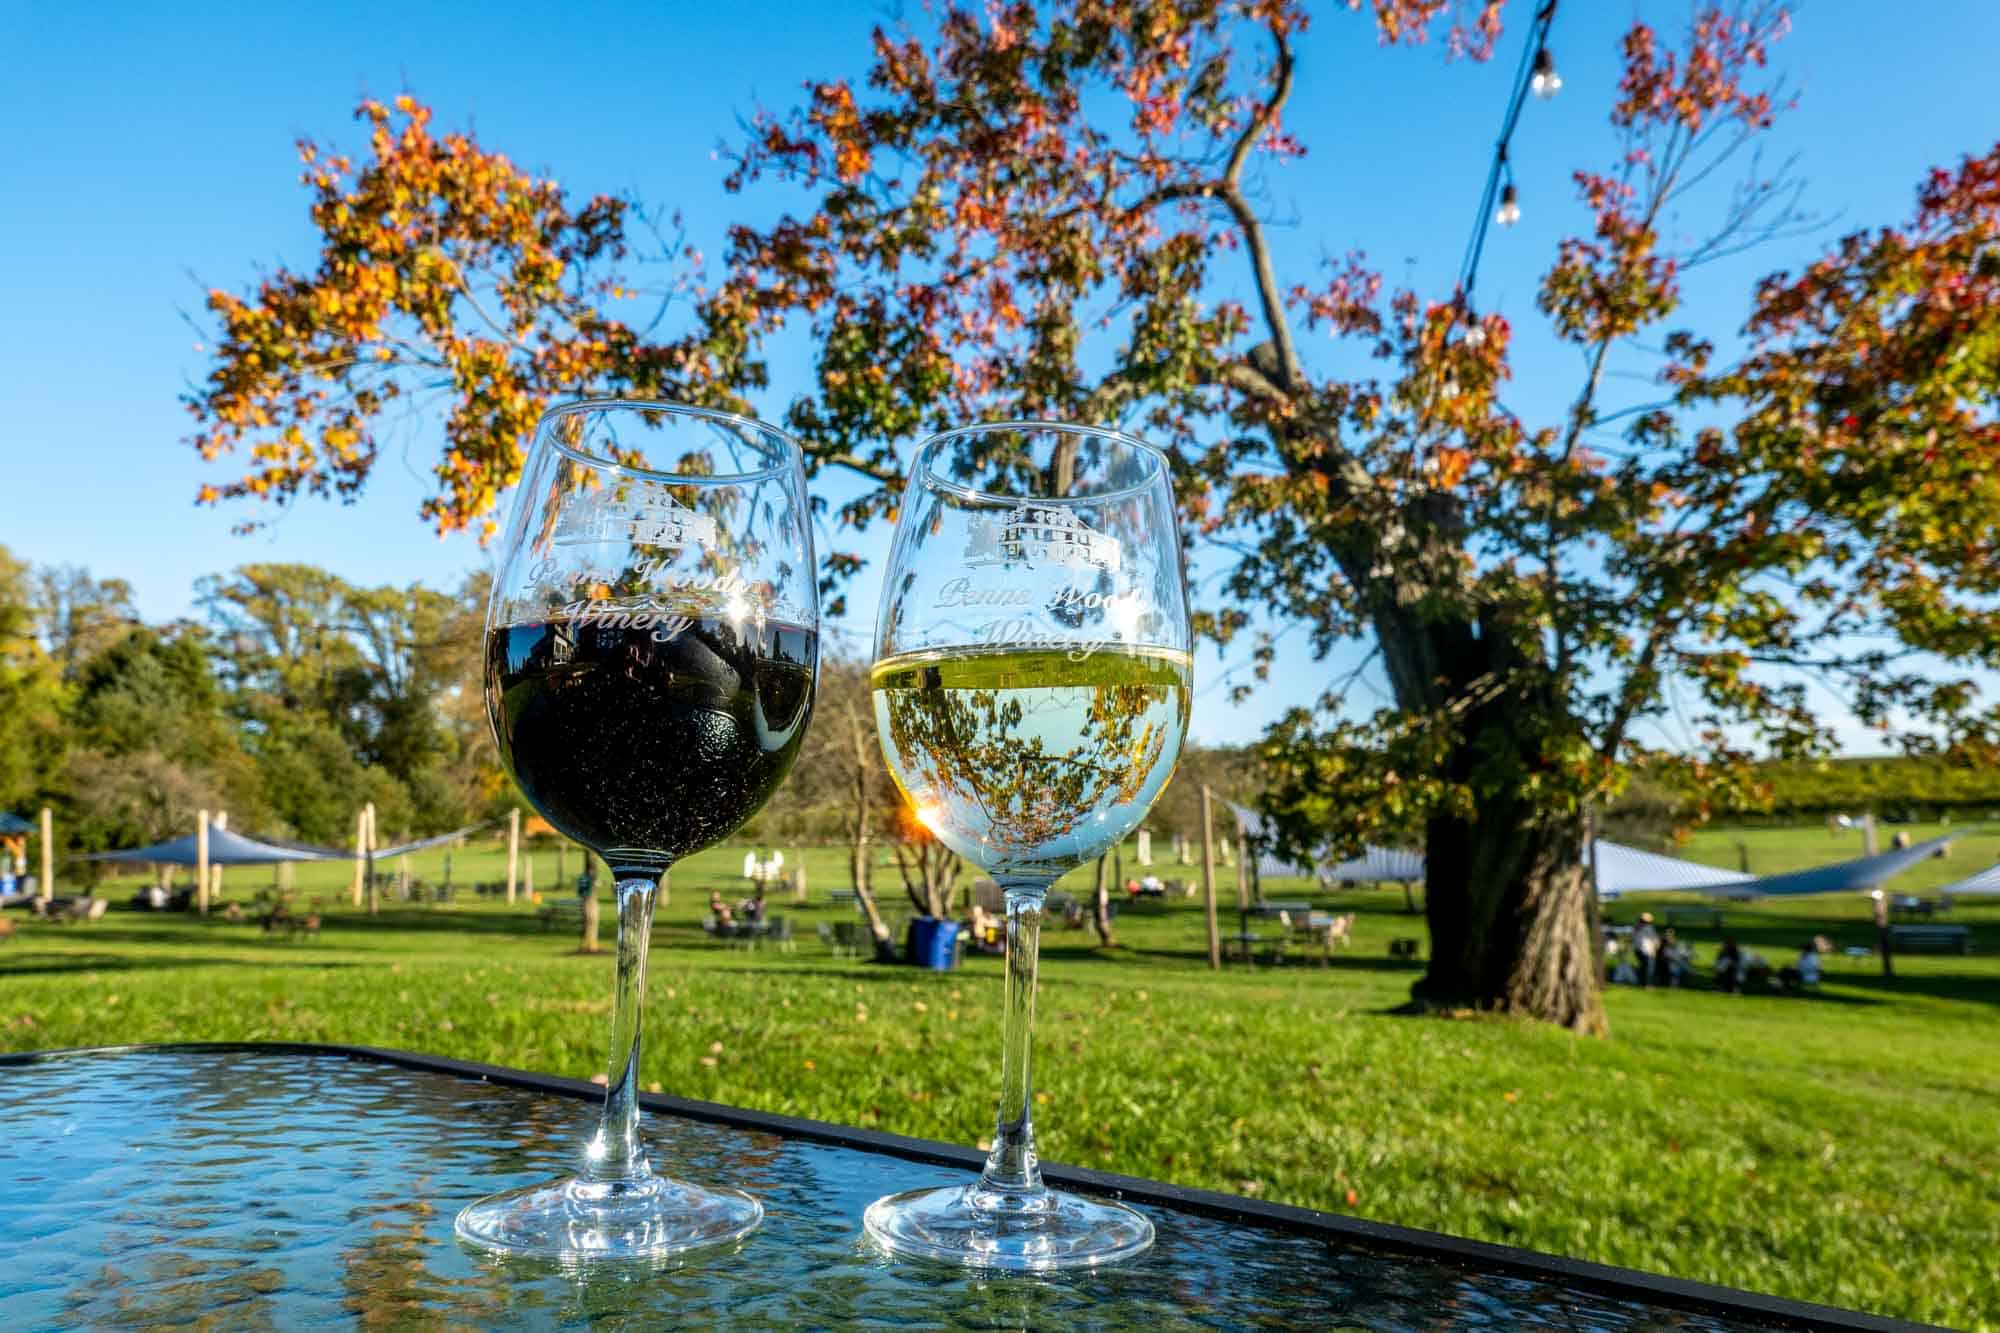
[
  {"left": 537, "top": 397, "right": 800, "bottom": 484},
  {"left": 913, "top": 419, "right": 1171, "bottom": 504}
]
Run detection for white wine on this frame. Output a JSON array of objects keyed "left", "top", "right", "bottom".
[{"left": 872, "top": 644, "right": 1191, "bottom": 879}]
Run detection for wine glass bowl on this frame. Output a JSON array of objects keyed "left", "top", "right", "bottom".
[
  {"left": 458, "top": 399, "right": 818, "bottom": 1262},
  {"left": 864, "top": 422, "right": 1190, "bottom": 1270}
]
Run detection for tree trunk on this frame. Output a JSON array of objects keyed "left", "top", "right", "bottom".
[
  {"left": 1373, "top": 607, "right": 1606, "bottom": 1035},
  {"left": 1091, "top": 854, "right": 1117, "bottom": 947},
  {"left": 1416, "top": 796, "right": 1604, "bottom": 1034}
]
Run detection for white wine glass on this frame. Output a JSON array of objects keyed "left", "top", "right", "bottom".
[
  {"left": 863, "top": 421, "right": 1191, "bottom": 1270},
  {"left": 457, "top": 399, "right": 819, "bottom": 1261}
]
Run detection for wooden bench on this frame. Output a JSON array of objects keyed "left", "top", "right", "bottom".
[
  {"left": 1663, "top": 907, "right": 1724, "bottom": 930},
  {"left": 1887, "top": 924, "right": 1970, "bottom": 955},
  {"left": 827, "top": 889, "right": 860, "bottom": 910},
  {"left": 1388, "top": 937, "right": 1423, "bottom": 961}
]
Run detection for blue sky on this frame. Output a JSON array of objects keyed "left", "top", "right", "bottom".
[{"left": 3, "top": 1, "right": 1995, "bottom": 746}]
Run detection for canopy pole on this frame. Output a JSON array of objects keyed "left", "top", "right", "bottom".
[
  {"left": 38, "top": 807, "right": 53, "bottom": 902},
  {"left": 365, "top": 804, "right": 378, "bottom": 916},
  {"left": 1201, "top": 786, "right": 1220, "bottom": 970},
  {"left": 211, "top": 812, "right": 226, "bottom": 906},
  {"left": 506, "top": 808, "right": 521, "bottom": 904},
  {"left": 195, "top": 811, "right": 210, "bottom": 916},
  {"left": 351, "top": 809, "right": 368, "bottom": 907}
]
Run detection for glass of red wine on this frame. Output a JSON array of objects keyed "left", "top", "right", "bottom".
[{"left": 457, "top": 399, "right": 818, "bottom": 1262}]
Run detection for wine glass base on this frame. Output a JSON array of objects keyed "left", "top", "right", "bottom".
[
  {"left": 863, "top": 1182, "right": 1154, "bottom": 1272},
  {"left": 455, "top": 1172, "right": 762, "bottom": 1262}
]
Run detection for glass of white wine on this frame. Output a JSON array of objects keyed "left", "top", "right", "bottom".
[{"left": 863, "top": 421, "right": 1191, "bottom": 1270}]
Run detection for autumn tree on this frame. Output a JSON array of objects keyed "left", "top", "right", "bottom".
[
  {"left": 190, "top": 5, "right": 2000, "bottom": 1031},
  {"left": 706, "top": 1, "right": 2000, "bottom": 1033}
]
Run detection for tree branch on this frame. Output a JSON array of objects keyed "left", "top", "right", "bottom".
[{"left": 1221, "top": 25, "right": 1303, "bottom": 392}]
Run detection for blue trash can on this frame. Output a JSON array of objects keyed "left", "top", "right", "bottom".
[
  {"left": 904, "top": 917, "right": 960, "bottom": 970},
  {"left": 927, "top": 920, "right": 960, "bottom": 970},
  {"left": 905, "top": 916, "right": 939, "bottom": 968}
]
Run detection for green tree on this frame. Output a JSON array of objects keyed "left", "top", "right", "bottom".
[
  {"left": 0, "top": 546, "right": 68, "bottom": 812},
  {"left": 32, "top": 564, "right": 138, "bottom": 682}
]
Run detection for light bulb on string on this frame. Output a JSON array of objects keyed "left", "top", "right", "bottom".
[
  {"left": 1495, "top": 183, "right": 1521, "bottom": 227},
  {"left": 1531, "top": 48, "right": 1562, "bottom": 99}
]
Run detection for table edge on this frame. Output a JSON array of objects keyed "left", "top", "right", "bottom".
[{"left": 0, "top": 1040, "right": 1930, "bottom": 1333}]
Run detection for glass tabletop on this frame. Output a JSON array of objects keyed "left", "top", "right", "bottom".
[{"left": 0, "top": 1047, "right": 1861, "bottom": 1329}]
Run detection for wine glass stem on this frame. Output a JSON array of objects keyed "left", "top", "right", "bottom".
[
  {"left": 979, "top": 881, "right": 1051, "bottom": 1199},
  {"left": 583, "top": 873, "right": 663, "bottom": 1184}
]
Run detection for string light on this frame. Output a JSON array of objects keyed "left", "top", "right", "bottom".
[
  {"left": 1454, "top": 1, "right": 1561, "bottom": 302},
  {"left": 1530, "top": 47, "right": 1562, "bottom": 99}
]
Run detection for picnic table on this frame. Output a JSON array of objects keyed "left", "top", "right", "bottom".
[
  {"left": 0, "top": 1044, "right": 1892, "bottom": 1328},
  {"left": 1886, "top": 923, "right": 1971, "bottom": 954}
]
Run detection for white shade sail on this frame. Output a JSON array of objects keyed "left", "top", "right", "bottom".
[
  {"left": 1591, "top": 840, "right": 1755, "bottom": 896},
  {"left": 1733, "top": 835, "right": 1957, "bottom": 898},
  {"left": 1911, "top": 854, "right": 2000, "bottom": 897}
]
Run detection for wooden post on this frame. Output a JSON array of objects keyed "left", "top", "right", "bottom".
[
  {"left": 506, "top": 808, "right": 521, "bottom": 904},
  {"left": 581, "top": 891, "right": 601, "bottom": 953},
  {"left": 351, "top": 809, "right": 367, "bottom": 907},
  {"left": 1235, "top": 833, "right": 1249, "bottom": 914},
  {"left": 364, "top": 803, "right": 378, "bottom": 915},
  {"left": 524, "top": 854, "right": 535, "bottom": 900},
  {"left": 195, "top": 810, "right": 210, "bottom": 915},
  {"left": 211, "top": 812, "right": 227, "bottom": 906},
  {"left": 793, "top": 864, "right": 807, "bottom": 903},
  {"left": 1201, "top": 786, "right": 1220, "bottom": 970},
  {"left": 1873, "top": 890, "right": 1894, "bottom": 978},
  {"left": 1862, "top": 813, "right": 1880, "bottom": 856},
  {"left": 38, "top": 807, "right": 53, "bottom": 902}
]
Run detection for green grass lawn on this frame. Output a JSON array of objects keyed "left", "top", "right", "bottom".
[{"left": 4, "top": 829, "right": 1998, "bottom": 1327}]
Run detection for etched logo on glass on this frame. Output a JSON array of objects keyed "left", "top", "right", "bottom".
[
  {"left": 553, "top": 485, "right": 719, "bottom": 552},
  {"left": 964, "top": 504, "right": 1122, "bottom": 574}
]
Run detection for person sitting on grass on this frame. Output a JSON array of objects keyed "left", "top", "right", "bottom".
[
  {"left": 1780, "top": 938, "right": 1823, "bottom": 994},
  {"left": 738, "top": 889, "right": 765, "bottom": 924},
  {"left": 708, "top": 890, "right": 733, "bottom": 928},
  {"left": 1657, "top": 928, "right": 1691, "bottom": 988},
  {"left": 1714, "top": 937, "right": 1744, "bottom": 993}
]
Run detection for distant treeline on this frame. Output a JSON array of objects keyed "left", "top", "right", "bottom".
[{"left": 1724, "top": 757, "right": 2000, "bottom": 819}]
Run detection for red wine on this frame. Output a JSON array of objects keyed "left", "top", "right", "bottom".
[{"left": 486, "top": 618, "right": 816, "bottom": 869}]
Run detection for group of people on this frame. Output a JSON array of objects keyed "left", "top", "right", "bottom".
[
  {"left": 1609, "top": 913, "right": 1695, "bottom": 987},
  {"left": 1609, "top": 911, "right": 1831, "bottom": 995},
  {"left": 1716, "top": 934, "right": 1829, "bottom": 994},
  {"left": 707, "top": 888, "right": 766, "bottom": 928}
]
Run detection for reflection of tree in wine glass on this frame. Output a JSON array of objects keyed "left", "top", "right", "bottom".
[{"left": 876, "top": 651, "right": 1186, "bottom": 875}]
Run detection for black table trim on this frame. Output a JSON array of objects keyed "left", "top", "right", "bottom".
[{"left": 0, "top": 1041, "right": 1926, "bottom": 1332}]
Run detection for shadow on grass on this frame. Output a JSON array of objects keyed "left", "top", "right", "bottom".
[
  {"left": 1828, "top": 971, "right": 2000, "bottom": 1009},
  {"left": 0, "top": 950, "right": 360, "bottom": 977}
]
